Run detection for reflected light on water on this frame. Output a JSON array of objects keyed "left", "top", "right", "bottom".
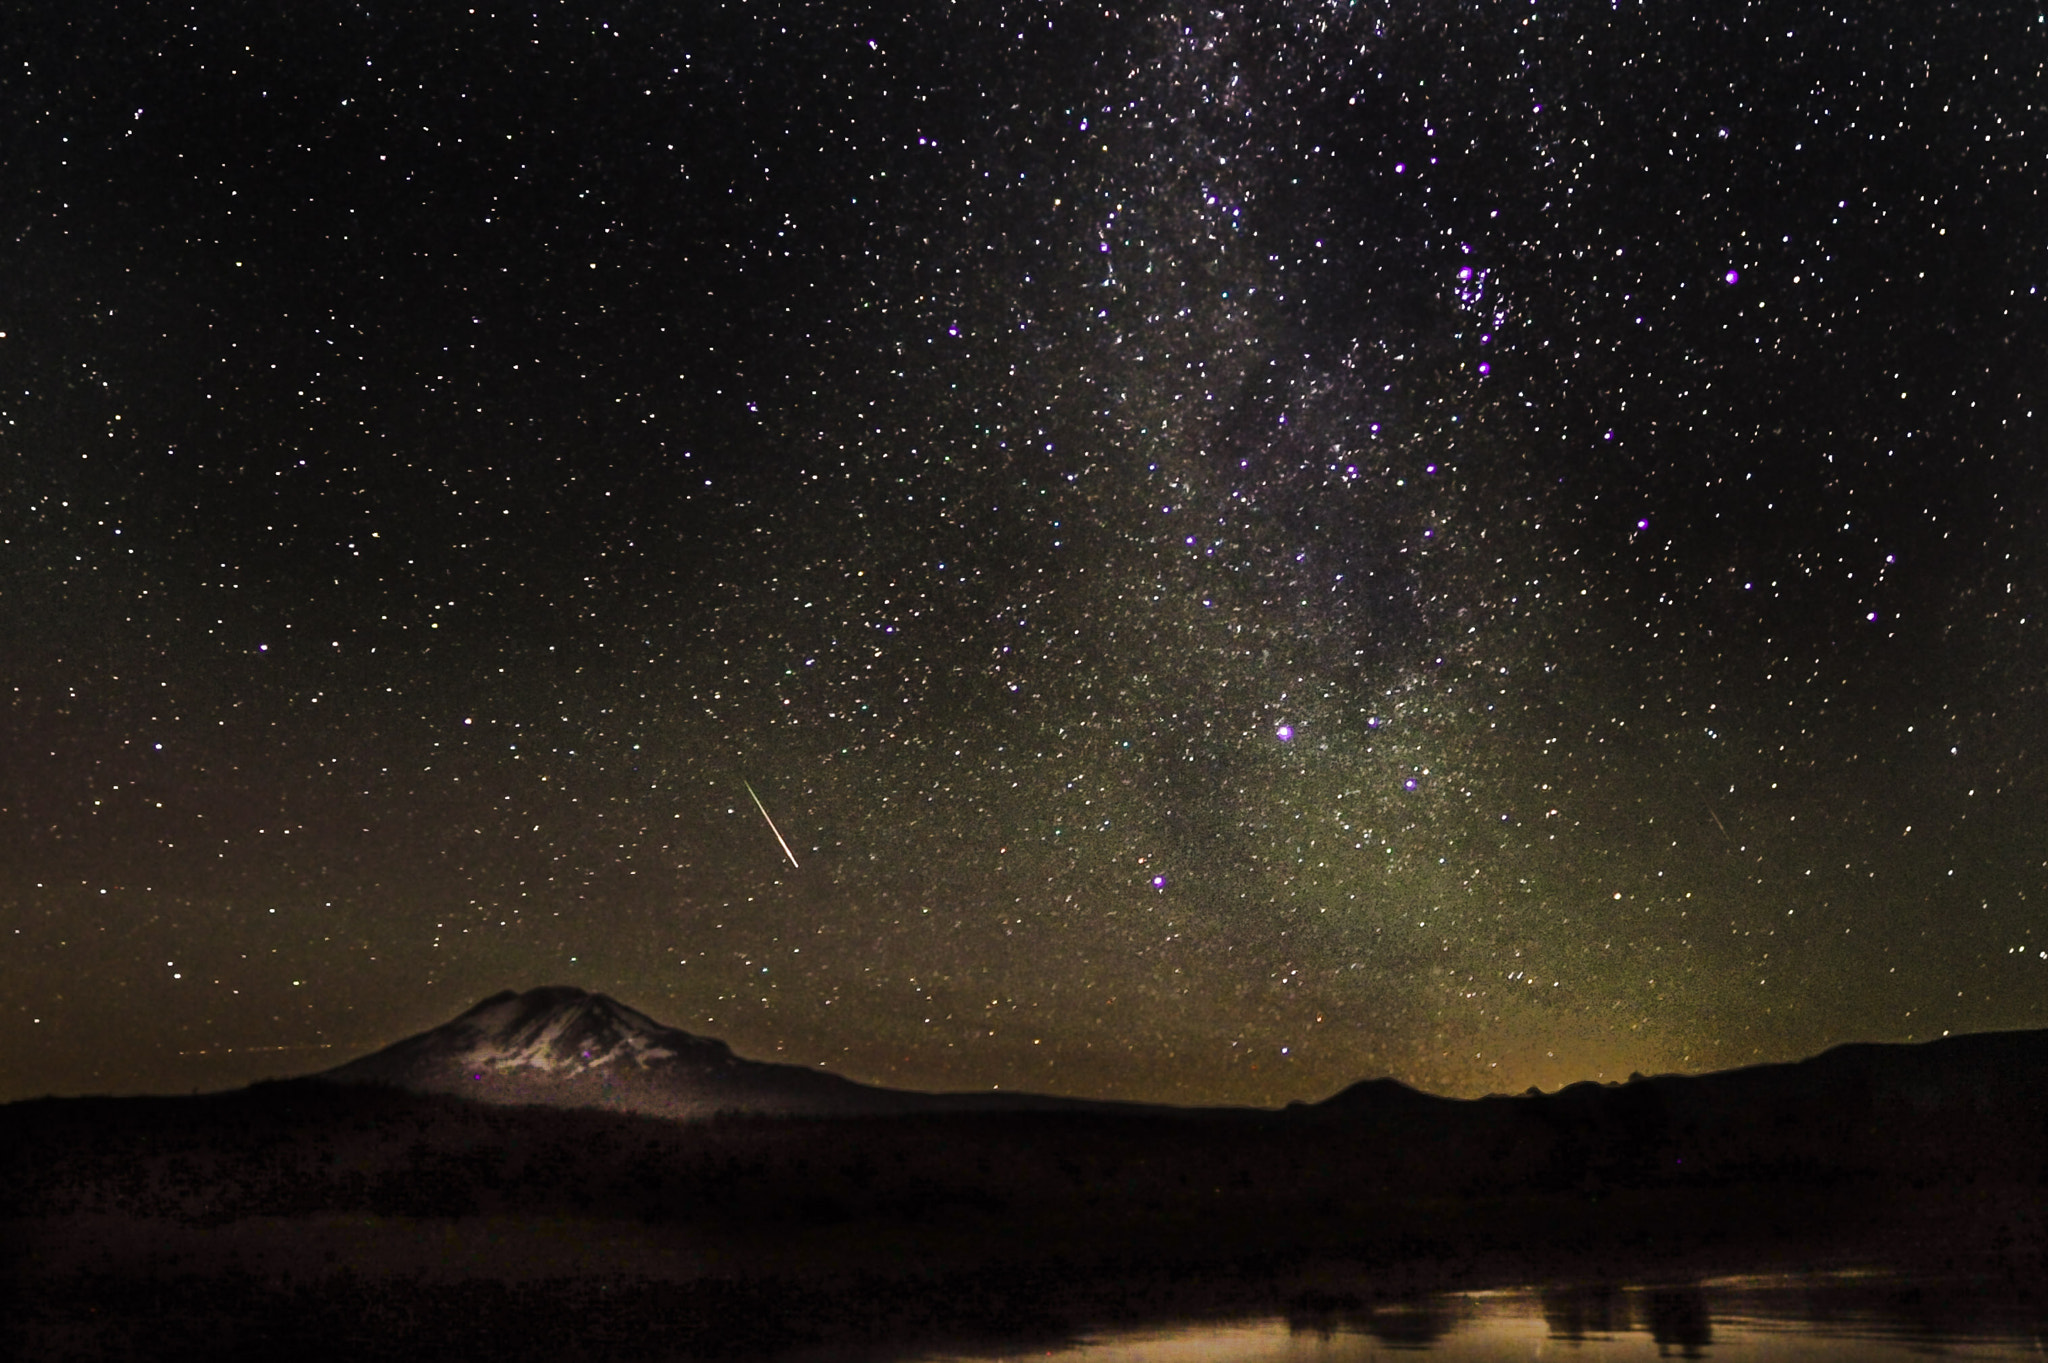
[{"left": 914, "top": 1273, "right": 2048, "bottom": 1362}]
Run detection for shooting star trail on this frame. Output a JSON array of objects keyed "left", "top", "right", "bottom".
[{"left": 744, "top": 778, "right": 801, "bottom": 869}]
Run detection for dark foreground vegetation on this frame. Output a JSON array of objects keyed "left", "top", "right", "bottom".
[{"left": 6, "top": 1029, "right": 2047, "bottom": 1360}]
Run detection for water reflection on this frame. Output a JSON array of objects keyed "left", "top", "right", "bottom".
[
  {"left": 1641, "top": 1286, "right": 1712, "bottom": 1358},
  {"left": 911, "top": 1272, "right": 2048, "bottom": 1361},
  {"left": 1286, "top": 1292, "right": 1463, "bottom": 1350},
  {"left": 1540, "top": 1282, "right": 1631, "bottom": 1341}
]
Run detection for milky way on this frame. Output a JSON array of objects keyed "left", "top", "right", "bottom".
[{"left": 6, "top": 0, "right": 2047, "bottom": 1103}]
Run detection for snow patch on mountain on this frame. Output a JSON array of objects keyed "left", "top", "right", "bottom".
[{"left": 433, "top": 986, "right": 729, "bottom": 1077}]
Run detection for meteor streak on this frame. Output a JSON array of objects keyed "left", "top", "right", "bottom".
[{"left": 744, "top": 778, "right": 801, "bottom": 869}]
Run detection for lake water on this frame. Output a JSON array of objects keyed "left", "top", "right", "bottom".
[{"left": 912, "top": 1273, "right": 2048, "bottom": 1361}]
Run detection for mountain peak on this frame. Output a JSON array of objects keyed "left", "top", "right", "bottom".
[
  {"left": 324, "top": 985, "right": 737, "bottom": 1099},
  {"left": 322, "top": 985, "right": 1022, "bottom": 1120},
  {"left": 452, "top": 984, "right": 735, "bottom": 1075},
  {"left": 317, "top": 987, "right": 1158, "bottom": 1121}
]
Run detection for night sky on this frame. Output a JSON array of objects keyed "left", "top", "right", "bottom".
[{"left": 7, "top": 0, "right": 2048, "bottom": 1106}]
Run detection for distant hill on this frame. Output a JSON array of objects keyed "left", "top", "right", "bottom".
[{"left": 1305, "top": 1024, "right": 2048, "bottom": 1193}]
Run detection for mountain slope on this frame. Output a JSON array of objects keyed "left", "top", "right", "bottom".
[{"left": 318, "top": 984, "right": 1144, "bottom": 1120}]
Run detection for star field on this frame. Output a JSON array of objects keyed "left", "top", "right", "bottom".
[{"left": 5, "top": 0, "right": 2048, "bottom": 1104}]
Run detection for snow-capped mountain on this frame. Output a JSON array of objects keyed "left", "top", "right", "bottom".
[
  {"left": 325, "top": 985, "right": 728, "bottom": 1079},
  {"left": 318, "top": 985, "right": 1111, "bottom": 1120}
]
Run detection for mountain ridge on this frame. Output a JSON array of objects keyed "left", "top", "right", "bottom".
[{"left": 318, "top": 984, "right": 2048, "bottom": 1139}]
